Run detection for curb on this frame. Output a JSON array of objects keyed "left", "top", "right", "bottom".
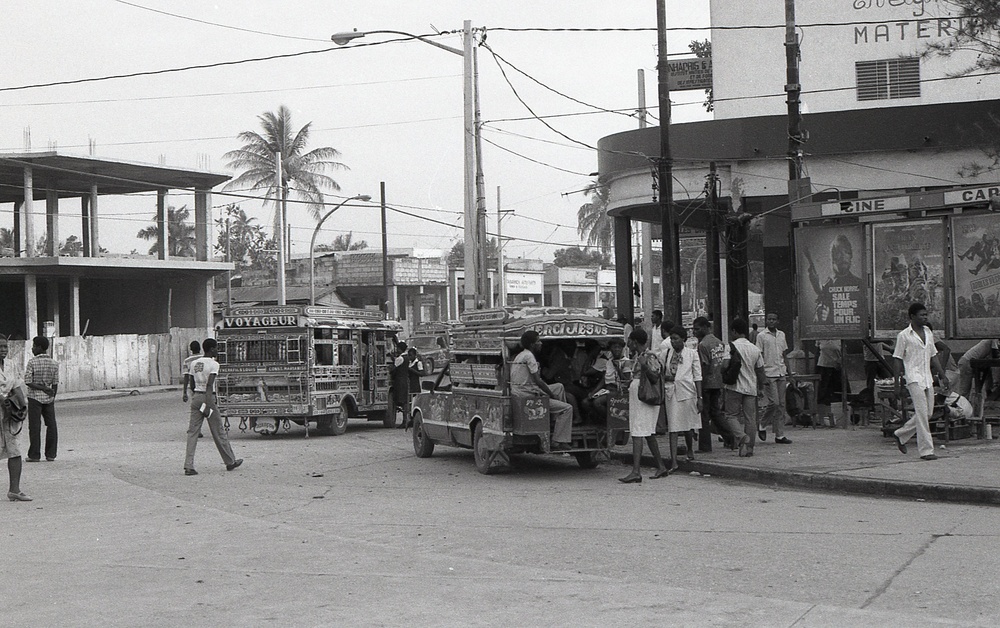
[
  {"left": 61, "top": 386, "right": 180, "bottom": 402},
  {"left": 610, "top": 451, "right": 1000, "bottom": 506}
]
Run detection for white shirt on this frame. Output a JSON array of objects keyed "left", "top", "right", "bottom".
[
  {"left": 724, "top": 338, "right": 764, "bottom": 396},
  {"left": 755, "top": 328, "right": 788, "bottom": 377},
  {"left": 188, "top": 356, "right": 220, "bottom": 393},
  {"left": 660, "top": 345, "right": 702, "bottom": 401},
  {"left": 893, "top": 325, "right": 937, "bottom": 389}
]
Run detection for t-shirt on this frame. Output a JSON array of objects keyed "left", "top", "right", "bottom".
[
  {"left": 723, "top": 338, "right": 764, "bottom": 396},
  {"left": 697, "top": 333, "right": 725, "bottom": 390},
  {"left": 755, "top": 328, "right": 788, "bottom": 377},
  {"left": 510, "top": 349, "right": 543, "bottom": 395},
  {"left": 188, "top": 356, "right": 220, "bottom": 393}
]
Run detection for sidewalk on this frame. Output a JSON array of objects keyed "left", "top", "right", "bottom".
[{"left": 611, "top": 423, "right": 1000, "bottom": 506}]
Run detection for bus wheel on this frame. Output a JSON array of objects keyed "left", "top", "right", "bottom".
[
  {"left": 412, "top": 412, "right": 434, "bottom": 458},
  {"left": 332, "top": 402, "right": 350, "bottom": 435},
  {"left": 574, "top": 451, "right": 601, "bottom": 469},
  {"left": 472, "top": 422, "right": 497, "bottom": 475}
]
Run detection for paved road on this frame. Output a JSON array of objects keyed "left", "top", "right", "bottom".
[{"left": 4, "top": 392, "right": 998, "bottom": 626}]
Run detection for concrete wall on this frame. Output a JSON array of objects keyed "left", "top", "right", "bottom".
[{"left": 4, "top": 327, "right": 210, "bottom": 392}]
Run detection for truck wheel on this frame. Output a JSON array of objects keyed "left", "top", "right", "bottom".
[
  {"left": 472, "top": 422, "right": 496, "bottom": 475},
  {"left": 574, "top": 451, "right": 601, "bottom": 469},
  {"left": 412, "top": 412, "right": 434, "bottom": 458},
  {"left": 316, "top": 417, "right": 334, "bottom": 435},
  {"left": 333, "top": 402, "right": 350, "bottom": 435}
]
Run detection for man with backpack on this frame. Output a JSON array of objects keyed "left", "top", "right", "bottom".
[{"left": 723, "top": 318, "right": 764, "bottom": 457}]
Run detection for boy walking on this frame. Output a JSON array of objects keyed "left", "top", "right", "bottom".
[
  {"left": 25, "top": 336, "right": 59, "bottom": 463},
  {"left": 184, "top": 338, "right": 242, "bottom": 475}
]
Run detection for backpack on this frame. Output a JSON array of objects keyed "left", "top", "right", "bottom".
[
  {"left": 721, "top": 342, "right": 742, "bottom": 386},
  {"left": 636, "top": 351, "right": 664, "bottom": 405}
]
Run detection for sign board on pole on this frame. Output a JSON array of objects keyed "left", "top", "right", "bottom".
[{"left": 667, "top": 57, "right": 712, "bottom": 91}]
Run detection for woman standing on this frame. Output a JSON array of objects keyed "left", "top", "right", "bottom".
[
  {"left": 0, "top": 337, "right": 31, "bottom": 501},
  {"left": 660, "top": 326, "right": 703, "bottom": 472},
  {"left": 619, "top": 329, "right": 670, "bottom": 483}
]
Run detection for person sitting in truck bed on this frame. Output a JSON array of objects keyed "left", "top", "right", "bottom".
[
  {"left": 540, "top": 340, "right": 585, "bottom": 423},
  {"left": 587, "top": 338, "right": 629, "bottom": 422},
  {"left": 510, "top": 330, "right": 574, "bottom": 451}
]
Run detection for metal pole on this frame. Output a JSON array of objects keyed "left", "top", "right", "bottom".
[
  {"left": 381, "top": 182, "right": 390, "bottom": 317},
  {"left": 225, "top": 215, "right": 232, "bottom": 308},
  {"left": 497, "top": 186, "right": 506, "bottom": 308},
  {"left": 785, "top": 0, "right": 803, "bottom": 181},
  {"left": 656, "top": 0, "right": 681, "bottom": 324},
  {"left": 275, "top": 151, "right": 286, "bottom": 306},
  {"left": 462, "top": 19, "right": 478, "bottom": 312},
  {"left": 707, "top": 162, "right": 723, "bottom": 337},
  {"left": 637, "top": 68, "right": 654, "bottom": 328}
]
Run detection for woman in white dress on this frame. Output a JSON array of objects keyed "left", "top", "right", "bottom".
[
  {"left": 619, "top": 329, "right": 670, "bottom": 483},
  {"left": 0, "top": 337, "right": 31, "bottom": 502},
  {"left": 659, "top": 326, "right": 703, "bottom": 472}
]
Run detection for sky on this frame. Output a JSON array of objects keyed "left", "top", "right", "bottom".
[{"left": 3, "top": 1, "right": 712, "bottom": 261}]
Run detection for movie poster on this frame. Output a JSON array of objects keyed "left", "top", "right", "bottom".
[
  {"left": 952, "top": 213, "right": 1000, "bottom": 337},
  {"left": 796, "top": 224, "right": 867, "bottom": 339},
  {"left": 872, "top": 220, "right": 945, "bottom": 338}
]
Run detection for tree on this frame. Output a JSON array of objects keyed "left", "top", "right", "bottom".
[
  {"left": 222, "top": 105, "right": 348, "bottom": 241},
  {"left": 60, "top": 235, "right": 84, "bottom": 256},
  {"left": 448, "top": 238, "right": 500, "bottom": 268},
  {"left": 553, "top": 246, "right": 608, "bottom": 268},
  {"left": 215, "top": 203, "right": 276, "bottom": 274},
  {"left": 689, "top": 39, "right": 713, "bottom": 112},
  {"left": 316, "top": 231, "right": 368, "bottom": 252},
  {"left": 136, "top": 205, "right": 196, "bottom": 257},
  {"left": 0, "top": 228, "right": 14, "bottom": 256},
  {"left": 577, "top": 181, "right": 613, "bottom": 258}
]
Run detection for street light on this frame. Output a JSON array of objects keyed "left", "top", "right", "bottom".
[
  {"left": 310, "top": 194, "right": 372, "bottom": 305},
  {"left": 332, "top": 22, "right": 481, "bottom": 314}
]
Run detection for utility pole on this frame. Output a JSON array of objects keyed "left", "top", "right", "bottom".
[
  {"left": 706, "top": 162, "right": 722, "bottom": 338},
  {"left": 381, "top": 181, "right": 390, "bottom": 318},
  {"left": 275, "top": 150, "right": 286, "bottom": 306},
  {"left": 473, "top": 43, "right": 490, "bottom": 308},
  {"left": 785, "top": 0, "right": 804, "bottom": 182},
  {"left": 462, "top": 19, "right": 478, "bottom": 313},
  {"left": 656, "top": 0, "right": 681, "bottom": 324}
]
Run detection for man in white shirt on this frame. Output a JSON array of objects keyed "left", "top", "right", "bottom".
[
  {"left": 723, "top": 318, "right": 763, "bottom": 457},
  {"left": 892, "top": 303, "right": 950, "bottom": 460},
  {"left": 184, "top": 338, "right": 242, "bottom": 475},
  {"left": 755, "top": 312, "right": 792, "bottom": 445}
]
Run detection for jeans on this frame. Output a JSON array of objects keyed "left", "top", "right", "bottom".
[
  {"left": 724, "top": 389, "right": 755, "bottom": 452},
  {"left": 27, "top": 399, "right": 57, "bottom": 461},
  {"left": 185, "top": 392, "right": 237, "bottom": 470}
]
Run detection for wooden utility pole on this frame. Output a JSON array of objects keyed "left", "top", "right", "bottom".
[{"left": 656, "top": 0, "right": 681, "bottom": 324}]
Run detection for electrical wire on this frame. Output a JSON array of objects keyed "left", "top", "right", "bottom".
[
  {"left": 112, "top": 0, "right": 331, "bottom": 42},
  {"left": 479, "top": 134, "right": 593, "bottom": 176},
  {"left": 485, "top": 17, "right": 987, "bottom": 33}
]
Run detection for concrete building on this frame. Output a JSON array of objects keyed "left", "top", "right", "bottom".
[
  {"left": 599, "top": 1, "right": 1000, "bottom": 342},
  {"left": 543, "top": 266, "right": 617, "bottom": 309},
  {"left": 0, "top": 152, "right": 231, "bottom": 339}
]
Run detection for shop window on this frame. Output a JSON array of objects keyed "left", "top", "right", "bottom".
[{"left": 856, "top": 57, "right": 920, "bottom": 101}]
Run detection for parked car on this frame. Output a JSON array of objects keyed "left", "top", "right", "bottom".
[{"left": 407, "top": 323, "right": 455, "bottom": 374}]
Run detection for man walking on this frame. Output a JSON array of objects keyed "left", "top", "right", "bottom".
[
  {"left": 892, "top": 303, "right": 949, "bottom": 461},
  {"left": 693, "top": 316, "right": 736, "bottom": 451},
  {"left": 723, "top": 318, "right": 762, "bottom": 457},
  {"left": 184, "top": 338, "right": 242, "bottom": 475},
  {"left": 25, "top": 336, "right": 59, "bottom": 463},
  {"left": 756, "top": 312, "right": 792, "bottom": 445}
]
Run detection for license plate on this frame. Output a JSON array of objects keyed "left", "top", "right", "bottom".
[{"left": 254, "top": 417, "right": 278, "bottom": 433}]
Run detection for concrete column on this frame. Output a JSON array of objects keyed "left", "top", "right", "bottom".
[
  {"left": 13, "top": 201, "right": 22, "bottom": 257},
  {"left": 194, "top": 189, "right": 210, "bottom": 261},
  {"left": 47, "top": 280, "right": 60, "bottom": 336},
  {"left": 157, "top": 190, "right": 168, "bottom": 260},
  {"left": 89, "top": 185, "right": 100, "bottom": 255},
  {"left": 69, "top": 277, "right": 81, "bottom": 336},
  {"left": 194, "top": 277, "right": 213, "bottom": 329},
  {"left": 81, "top": 195, "right": 91, "bottom": 257},
  {"left": 613, "top": 216, "right": 634, "bottom": 323},
  {"left": 46, "top": 186, "right": 59, "bottom": 256},
  {"left": 23, "top": 167, "right": 34, "bottom": 257},
  {"left": 24, "top": 274, "right": 38, "bottom": 339}
]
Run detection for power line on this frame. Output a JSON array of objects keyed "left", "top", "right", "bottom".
[
  {"left": 112, "top": 0, "right": 330, "bottom": 42},
  {"left": 485, "top": 17, "right": 987, "bottom": 33},
  {"left": 479, "top": 134, "right": 592, "bottom": 176}
]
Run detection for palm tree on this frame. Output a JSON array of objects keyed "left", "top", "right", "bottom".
[
  {"left": 136, "top": 205, "right": 196, "bottom": 257},
  {"left": 222, "top": 105, "right": 348, "bottom": 255},
  {"left": 577, "top": 181, "right": 613, "bottom": 259}
]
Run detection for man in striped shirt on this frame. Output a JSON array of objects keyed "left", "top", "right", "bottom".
[{"left": 25, "top": 336, "right": 59, "bottom": 463}]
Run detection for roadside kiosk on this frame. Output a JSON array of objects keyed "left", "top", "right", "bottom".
[
  {"left": 409, "top": 307, "right": 631, "bottom": 474},
  {"left": 216, "top": 305, "right": 402, "bottom": 436}
]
